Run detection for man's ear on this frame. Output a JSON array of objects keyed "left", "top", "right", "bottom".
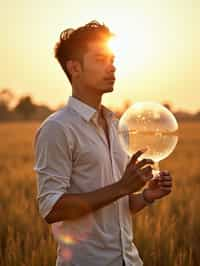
[{"left": 66, "top": 60, "right": 82, "bottom": 77}]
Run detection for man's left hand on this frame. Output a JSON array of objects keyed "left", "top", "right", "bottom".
[{"left": 145, "top": 170, "right": 173, "bottom": 201}]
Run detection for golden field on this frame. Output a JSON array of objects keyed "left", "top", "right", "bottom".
[{"left": 0, "top": 121, "right": 199, "bottom": 266}]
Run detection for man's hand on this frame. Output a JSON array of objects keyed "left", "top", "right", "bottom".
[
  {"left": 144, "top": 170, "right": 173, "bottom": 202},
  {"left": 118, "top": 149, "right": 154, "bottom": 195}
]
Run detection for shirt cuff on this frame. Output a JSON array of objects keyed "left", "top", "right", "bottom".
[{"left": 38, "top": 192, "right": 65, "bottom": 218}]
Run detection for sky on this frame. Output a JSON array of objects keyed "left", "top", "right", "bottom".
[{"left": 0, "top": 0, "right": 199, "bottom": 113}]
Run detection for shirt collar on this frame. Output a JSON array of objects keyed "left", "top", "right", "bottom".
[{"left": 67, "top": 96, "right": 115, "bottom": 123}]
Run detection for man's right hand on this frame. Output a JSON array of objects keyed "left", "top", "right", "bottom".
[{"left": 119, "top": 149, "right": 154, "bottom": 195}]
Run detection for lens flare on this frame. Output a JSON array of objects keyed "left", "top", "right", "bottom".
[
  {"left": 107, "top": 36, "right": 118, "bottom": 55},
  {"left": 52, "top": 198, "right": 94, "bottom": 249},
  {"left": 52, "top": 199, "right": 94, "bottom": 263},
  {"left": 60, "top": 248, "right": 73, "bottom": 261},
  {"left": 60, "top": 234, "right": 76, "bottom": 245}
]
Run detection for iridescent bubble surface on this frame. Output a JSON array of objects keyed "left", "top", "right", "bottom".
[{"left": 118, "top": 102, "right": 179, "bottom": 162}]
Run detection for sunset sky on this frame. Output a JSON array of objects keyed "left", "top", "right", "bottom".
[{"left": 0, "top": 0, "right": 199, "bottom": 113}]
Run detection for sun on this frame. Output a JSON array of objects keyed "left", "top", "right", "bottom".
[
  {"left": 104, "top": 14, "right": 159, "bottom": 76},
  {"left": 107, "top": 28, "right": 155, "bottom": 72}
]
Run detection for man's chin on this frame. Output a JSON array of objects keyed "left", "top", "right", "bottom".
[{"left": 102, "top": 86, "right": 114, "bottom": 93}]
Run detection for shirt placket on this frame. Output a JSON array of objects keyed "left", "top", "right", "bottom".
[
  {"left": 92, "top": 117, "right": 126, "bottom": 263},
  {"left": 91, "top": 116, "right": 109, "bottom": 151},
  {"left": 109, "top": 122, "right": 126, "bottom": 264}
]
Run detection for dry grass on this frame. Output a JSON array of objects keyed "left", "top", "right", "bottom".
[
  {"left": 0, "top": 121, "right": 199, "bottom": 266},
  {"left": 134, "top": 122, "right": 200, "bottom": 265}
]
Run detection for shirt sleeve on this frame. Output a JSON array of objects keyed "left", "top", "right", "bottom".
[{"left": 34, "top": 120, "right": 73, "bottom": 218}]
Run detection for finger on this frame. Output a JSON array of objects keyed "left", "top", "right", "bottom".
[
  {"left": 158, "top": 181, "right": 172, "bottom": 187},
  {"left": 160, "top": 187, "right": 172, "bottom": 192},
  {"left": 160, "top": 170, "right": 170, "bottom": 176},
  {"left": 139, "top": 166, "right": 153, "bottom": 181},
  {"left": 128, "top": 148, "right": 148, "bottom": 166},
  {"left": 158, "top": 175, "right": 172, "bottom": 181},
  {"left": 135, "top": 158, "right": 154, "bottom": 169},
  {"left": 141, "top": 165, "right": 153, "bottom": 174}
]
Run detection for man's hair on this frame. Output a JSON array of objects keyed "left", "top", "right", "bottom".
[{"left": 54, "top": 20, "right": 113, "bottom": 83}]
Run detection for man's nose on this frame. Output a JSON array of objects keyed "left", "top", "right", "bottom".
[{"left": 108, "top": 62, "right": 116, "bottom": 73}]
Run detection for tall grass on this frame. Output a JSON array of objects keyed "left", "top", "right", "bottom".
[
  {"left": 0, "top": 122, "right": 199, "bottom": 266},
  {"left": 135, "top": 122, "right": 200, "bottom": 265}
]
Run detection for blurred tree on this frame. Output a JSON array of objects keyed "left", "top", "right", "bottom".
[
  {"left": 0, "top": 89, "right": 14, "bottom": 108},
  {"left": 162, "top": 102, "right": 172, "bottom": 112},
  {"left": 14, "top": 96, "right": 36, "bottom": 120},
  {"left": 194, "top": 110, "right": 200, "bottom": 120},
  {"left": 0, "top": 102, "right": 10, "bottom": 121},
  {"left": 115, "top": 100, "right": 132, "bottom": 118},
  {"left": 0, "top": 89, "right": 15, "bottom": 120}
]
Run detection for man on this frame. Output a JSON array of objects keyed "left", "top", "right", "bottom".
[{"left": 34, "top": 21, "right": 173, "bottom": 266}]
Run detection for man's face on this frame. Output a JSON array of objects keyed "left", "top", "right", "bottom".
[{"left": 78, "top": 41, "right": 116, "bottom": 95}]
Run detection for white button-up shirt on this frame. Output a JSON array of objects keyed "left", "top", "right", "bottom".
[{"left": 34, "top": 96, "right": 143, "bottom": 266}]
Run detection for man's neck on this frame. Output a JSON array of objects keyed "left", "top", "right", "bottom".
[
  {"left": 72, "top": 91, "right": 102, "bottom": 112},
  {"left": 72, "top": 91, "right": 108, "bottom": 131}
]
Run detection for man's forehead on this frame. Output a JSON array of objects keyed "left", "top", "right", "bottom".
[{"left": 87, "top": 41, "right": 115, "bottom": 57}]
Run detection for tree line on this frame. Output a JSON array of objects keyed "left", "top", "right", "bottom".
[
  {"left": 0, "top": 89, "right": 53, "bottom": 121},
  {"left": 0, "top": 89, "right": 199, "bottom": 122}
]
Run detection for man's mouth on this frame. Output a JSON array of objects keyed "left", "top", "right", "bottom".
[{"left": 104, "top": 77, "right": 116, "bottom": 82}]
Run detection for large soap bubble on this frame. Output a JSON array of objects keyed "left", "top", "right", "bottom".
[{"left": 118, "top": 102, "right": 179, "bottom": 170}]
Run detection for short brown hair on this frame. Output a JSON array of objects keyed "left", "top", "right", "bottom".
[{"left": 54, "top": 20, "right": 113, "bottom": 83}]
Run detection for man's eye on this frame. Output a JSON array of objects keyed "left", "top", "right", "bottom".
[{"left": 96, "top": 58, "right": 105, "bottom": 62}]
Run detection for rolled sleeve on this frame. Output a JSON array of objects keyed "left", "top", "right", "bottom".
[{"left": 34, "top": 120, "right": 73, "bottom": 218}]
